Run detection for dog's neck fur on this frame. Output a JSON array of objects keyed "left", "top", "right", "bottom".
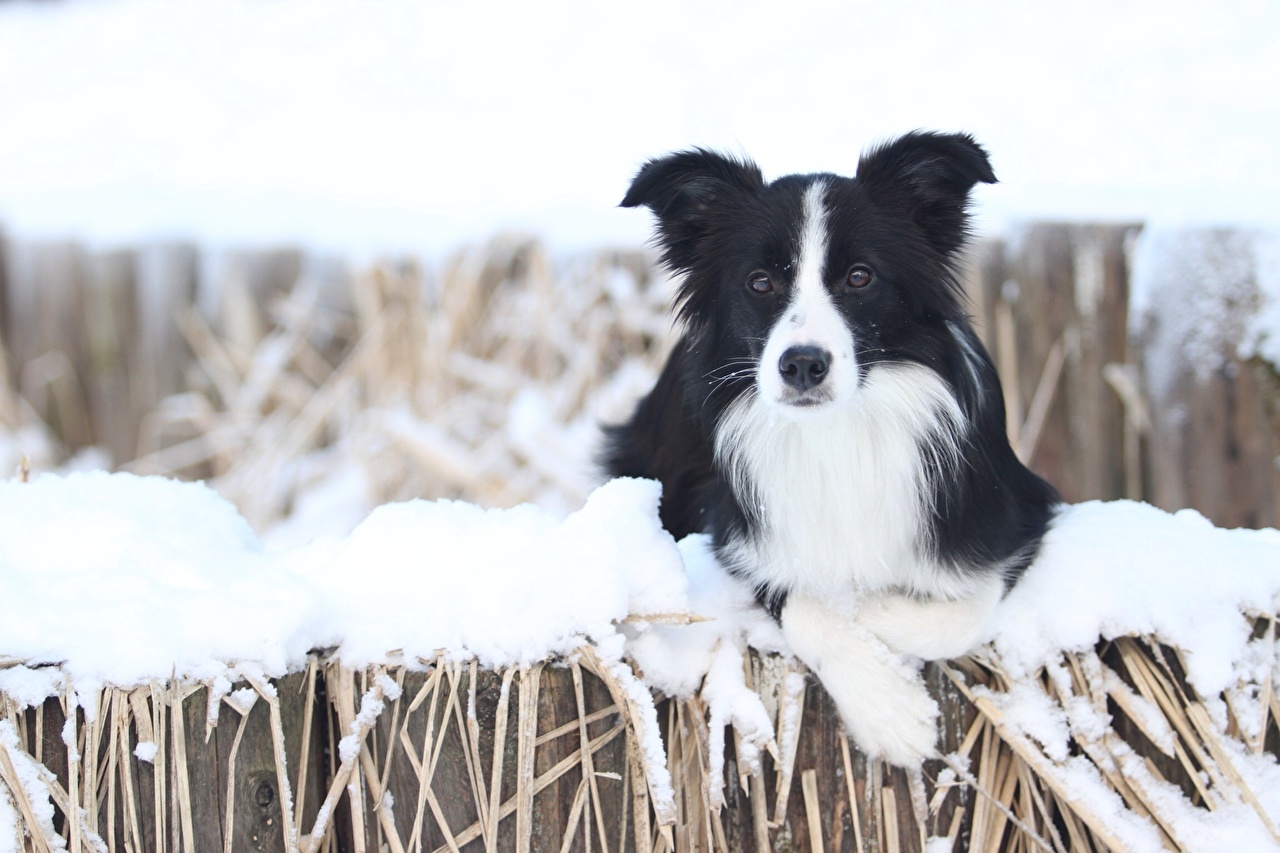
[{"left": 712, "top": 361, "right": 979, "bottom": 603}]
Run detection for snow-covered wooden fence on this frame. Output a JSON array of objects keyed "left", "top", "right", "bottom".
[
  {"left": 2, "top": 224, "right": 1280, "bottom": 850},
  {"left": 2, "top": 224, "right": 1277, "bottom": 530},
  {"left": 0, "top": 240, "right": 325, "bottom": 469},
  {"left": 4, "top": 469, "right": 1280, "bottom": 851},
  {"left": 8, "top": 633, "right": 1280, "bottom": 852},
  {"left": 968, "top": 223, "right": 1279, "bottom": 530}
]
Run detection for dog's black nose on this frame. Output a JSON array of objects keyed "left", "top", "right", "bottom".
[{"left": 778, "top": 345, "right": 830, "bottom": 390}]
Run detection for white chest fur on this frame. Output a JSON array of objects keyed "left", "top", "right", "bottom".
[{"left": 714, "top": 362, "right": 972, "bottom": 601}]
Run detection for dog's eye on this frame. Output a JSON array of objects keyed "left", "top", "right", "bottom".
[
  {"left": 747, "top": 272, "right": 774, "bottom": 294},
  {"left": 846, "top": 266, "right": 873, "bottom": 289}
]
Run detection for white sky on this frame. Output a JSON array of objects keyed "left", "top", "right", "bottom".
[{"left": 1, "top": 0, "right": 1278, "bottom": 259}]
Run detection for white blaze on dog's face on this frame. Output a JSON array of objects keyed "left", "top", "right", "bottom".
[{"left": 756, "top": 181, "right": 859, "bottom": 412}]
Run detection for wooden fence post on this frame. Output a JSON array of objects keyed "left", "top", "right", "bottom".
[
  {"left": 966, "top": 224, "right": 1142, "bottom": 504},
  {"left": 1130, "top": 226, "right": 1280, "bottom": 529},
  {"left": 3, "top": 241, "right": 96, "bottom": 452},
  {"left": 134, "top": 243, "right": 200, "bottom": 421},
  {"left": 83, "top": 249, "right": 141, "bottom": 465},
  {"left": 360, "top": 662, "right": 632, "bottom": 853}
]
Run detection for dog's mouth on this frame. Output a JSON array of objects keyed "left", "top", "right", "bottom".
[{"left": 780, "top": 390, "right": 834, "bottom": 410}]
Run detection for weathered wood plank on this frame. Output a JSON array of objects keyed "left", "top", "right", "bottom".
[
  {"left": 364, "top": 663, "right": 631, "bottom": 853},
  {"left": 4, "top": 241, "right": 95, "bottom": 451},
  {"left": 83, "top": 249, "right": 140, "bottom": 466},
  {"left": 969, "top": 224, "right": 1141, "bottom": 503},
  {"left": 0, "top": 232, "right": 11, "bottom": 393},
  {"left": 710, "top": 663, "right": 976, "bottom": 852},
  {"left": 15, "top": 673, "right": 323, "bottom": 853},
  {"left": 134, "top": 243, "right": 199, "bottom": 412},
  {"left": 1130, "top": 227, "right": 1280, "bottom": 529}
]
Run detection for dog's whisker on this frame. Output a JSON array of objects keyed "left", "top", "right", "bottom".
[{"left": 703, "top": 362, "right": 758, "bottom": 380}]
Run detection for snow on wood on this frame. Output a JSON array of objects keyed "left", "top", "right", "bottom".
[{"left": 2, "top": 470, "right": 1280, "bottom": 849}]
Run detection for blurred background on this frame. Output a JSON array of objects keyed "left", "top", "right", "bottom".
[{"left": 1, "top": 0, "right": 1277, "bottom": 543}]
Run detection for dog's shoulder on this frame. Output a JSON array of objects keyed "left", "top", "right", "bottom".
[{"left": 599, "top": 338, "right": 716, "bottom": 539}]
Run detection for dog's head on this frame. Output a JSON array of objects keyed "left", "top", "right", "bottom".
[{"left": 622, "top": 131, "right": 995, "bottom": 413}]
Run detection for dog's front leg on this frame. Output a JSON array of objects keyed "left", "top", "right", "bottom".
[
  {"left": 854, "top": 575, "right": 1004, "bottom": 661},
  {"left": 780, "top": 593, "right": 939, "bottom": 766}
]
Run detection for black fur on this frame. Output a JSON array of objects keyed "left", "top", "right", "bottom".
[{"left": 602, "top": 131, "right": 1059, "bottom": 618}]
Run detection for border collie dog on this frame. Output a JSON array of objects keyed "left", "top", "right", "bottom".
[{"left": 602, "top": 131, "right": 1060, "bottom": 765}]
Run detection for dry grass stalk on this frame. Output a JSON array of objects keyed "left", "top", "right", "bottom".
[
  {"left": 943, "top": 665, "right": 1133, "bottom": 850},
  {"left": 293, "top": 657, "right": 319, "bottom": 843},
  {"left": 933, "top": 626, "right": 1280, "bottom": 851},
  {"left": 801, "top": 768, "right": 824, "bottom": 852},
  {"left": 572, "top": 661, "right": 614, "bottom": 853},
  {"left": 578, "top": 646, "right": 676, "bottom": 833},
  {"left": 5, "top": 621, "right": 1280, "bottom": 852},
  {"left": 770, "top": 660, "right": 804, "bottom": 828},
  {"left": 0, "top": 736, "right": 57, "bottom": 852},
  {"left": 515, "top": 662, "right": 541, "bottom": 853},
  {"left": 108, "top": 240, "right": 669, "bottom": 533},
  {"left": 221, "top": 693, "right": 255, "bottom": 853},
  {"left": 486, "top": 666, "right": 516, "bottom": 850},
  {"left": 839, "top": 736, "right": 866, "bottom": 853}
]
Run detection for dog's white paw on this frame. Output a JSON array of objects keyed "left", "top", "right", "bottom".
[
  {"left": 854, "top": 577, "right": 1004, "bottom": 661},
  {"left": 780, "top": 594, "right": 940, "bottom": 766},
  {"left": 846, "top": 679, "right": 939, "bottom": 766},
  {"left": 816, "top": 642, "right": 940, "bottom": 765}
]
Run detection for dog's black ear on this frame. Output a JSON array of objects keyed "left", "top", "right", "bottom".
[
  {"left": 621, "top": 149, "right": 764, "bottom": 271},
  {"left": 856, "top": 131, "right": 996, "bottom": 256}
]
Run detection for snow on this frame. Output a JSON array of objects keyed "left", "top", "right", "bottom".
[
  {"left": 0, "top": 471, "right": 321, "bottom": 690},
  {"left": 994, "top": 500, "right": 1280, "bottom": 697},
  {"left": 0, "top": 720, "right": 63, "bottom": 852},
  {"left": 986, "top": 500, "right": 1280, "bottom": 850},
  {"left": 1101, "top": 666, "right": 1175, "bottom": 756},
  {"left": 0, "top": 779, "right": 16, "bottom": 853},
  {"left": 3, "top": 472, "right": 1280, "bottom": 729},
  {"left": 288, "top": 474, "right": 687, "bottom": 670},
  {"left": 4, "top": 473, "right": 1280, "bottom": 846},
  {"left": 627, "top": 535, "right": 783, "bottom": 700},
  {"left": 132, "top": 742, "right": 158, "bottom": 764},
  {"left": 1, "top": 0, "right": 1278, "bottom": 261},
  {"left": 626, "top": 535, "right": 786, "bottom": 804},
  {"left": 0, "top": 472, "right": 687, "bottom": 694},
  {"left": 1129, "top": 224, "right": 1280, "bottom": 405},
  {"left": 227, "top": 687, "right": 258, "bottom": 716}
]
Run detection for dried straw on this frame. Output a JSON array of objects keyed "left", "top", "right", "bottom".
[
  {"left": 110, "top": 240, "right": 668, "bottom": 533},
  {"left": 4, "top": 619, "right": 1280, "bottom": 852}
]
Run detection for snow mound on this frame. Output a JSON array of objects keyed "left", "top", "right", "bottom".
[
  {"left": 0, "top": 471, "right": 319, "bottom": 699},
  {"left": 5, "top": 473, "right": 1280, "bottom": 721},
  {"left": 1130, "top": 224, "right": 1280, "bottom": 402},
  {"left": 5, "top": 472, "right": 1280, "bottom": 849},
  {"left": 996, "top": 500, "right": 1280, "bottom": 696},
  {"left": 292, "top": 475, "right": 688, "bottom": 669},
  {"left": 0, "top": 472, "right": 688, "bottom": 700}
]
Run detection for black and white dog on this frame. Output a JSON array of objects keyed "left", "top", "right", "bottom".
[{"left": 602, "top": 131, "right": 1060, "bottom": 765}]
